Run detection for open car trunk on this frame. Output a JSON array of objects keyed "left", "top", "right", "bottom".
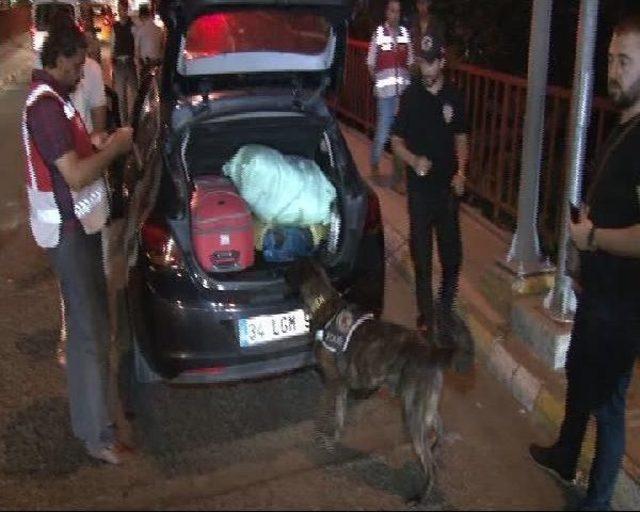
[{"left": 177, "top": 108, "right": 347, "bottom": 280}]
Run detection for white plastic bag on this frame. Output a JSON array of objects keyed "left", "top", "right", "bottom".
[{"left": 223, "top": 144, "right": 336, "bottom": 226}]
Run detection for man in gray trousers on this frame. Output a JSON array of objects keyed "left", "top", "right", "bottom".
[{"left": 22, "top": 22, "right": 134, "bottom": 464}]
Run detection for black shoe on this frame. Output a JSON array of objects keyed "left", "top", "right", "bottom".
[{"left": 529, "top": 443, "right": 576, "bottom": 485}]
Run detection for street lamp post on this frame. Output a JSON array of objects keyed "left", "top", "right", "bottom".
[
  {"left": 505, "top": 0, "right": 553, "bottom": 274},
  {"left": 544, "top": 0, "right": 600, "bottom": 322}
]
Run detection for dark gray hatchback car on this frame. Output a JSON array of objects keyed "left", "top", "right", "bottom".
[{"left": 125, "top": 0, "right": 384, "bottom": 384}]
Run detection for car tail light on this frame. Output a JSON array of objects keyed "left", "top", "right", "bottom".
[
  {"left": 141, "top": 219, "right": 183, "bottom": 268},
  {"left": 363, "top": 192, "right": 382, "bottom": 233}
]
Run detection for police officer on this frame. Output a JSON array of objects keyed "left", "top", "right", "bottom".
[
  {"left": 391, "top": 33, "right": 468, "bottom": 333},
  {"left": 530, "top": 12, "right": 640, "bottom": 511}
]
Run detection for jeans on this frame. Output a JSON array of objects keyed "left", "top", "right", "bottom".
[
  {"left": 47, "top": 229, "right": 114, "bottom": 452},
  {"left": 555, "top": 296, "right": 638, "bottom": 510},
  {"left": 408, "top": 186, "right": 462, "bottom": 325},
  {"left": 371, "top": 95, "right": 400, "bottom": 168}
]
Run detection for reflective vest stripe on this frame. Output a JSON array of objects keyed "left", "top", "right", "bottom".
[
  {"left": 22, "top": 82, "right": 109, "bottom": 248},
  {"left": 376, "top": 76, "right": 410, "bottom": 88},
  {"left": 35, "top": 207, "right": 61, "bottom": 223}
]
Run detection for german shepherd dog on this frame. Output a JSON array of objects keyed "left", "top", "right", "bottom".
[{"left": 285, "top": 258, "right": 475, "bottom": 502}]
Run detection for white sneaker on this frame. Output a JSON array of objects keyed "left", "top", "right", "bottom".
[{"left": 87, "top": 441, "right": 133, "bottom": 465}]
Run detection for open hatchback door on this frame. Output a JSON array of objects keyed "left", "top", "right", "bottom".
[{"left": 159, "top": 0, "right": 352, "bottom": 96}]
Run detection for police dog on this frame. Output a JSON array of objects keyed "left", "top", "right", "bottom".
[{"left": 285, "top": 258, "right": 475, "bottom": 501}]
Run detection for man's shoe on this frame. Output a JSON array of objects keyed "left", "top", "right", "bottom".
[
  {"left": 87, "top": 441, "right": 135, "bottom": 465},
  {"left": 529, "top": 443, "right": 576, "bottom": 485}
]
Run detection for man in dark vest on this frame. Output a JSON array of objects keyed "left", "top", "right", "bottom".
[
  {"left": 530, "top": 11, "right": 640, "bottom": 511},
  {"left": 111, "top": 1, "right": 137, "bottom": 126}
]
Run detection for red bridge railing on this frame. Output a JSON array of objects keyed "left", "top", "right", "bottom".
[{"left": 332, "top": 39, "right": 617, "bottom": 249}]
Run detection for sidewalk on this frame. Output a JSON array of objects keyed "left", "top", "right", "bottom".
[
  {"left": 0, "top": 32, "right": 34, "bottom": 95},
  {"left": 340, "top": 123, "right": 640, "bottom": 510}
]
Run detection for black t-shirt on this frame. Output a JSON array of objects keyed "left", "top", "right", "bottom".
[
  {"left": 392, "top": 80, "right": 467, "bottom": 191},
  {"left": 580, "top": 116, "right": 640, "bottom": 308}
]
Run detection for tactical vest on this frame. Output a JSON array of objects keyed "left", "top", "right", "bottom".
[
  {"left": 317, "top": 305, "right": 374, "bottom": 353},
  {"left": 373, "top": 24, "right": 412, "bottom": 98},
  {"left": 22, "top": 82, "right": 109, "bottom": 248}
]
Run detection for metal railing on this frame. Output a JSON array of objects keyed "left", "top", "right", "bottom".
[{"left": 332, "top": 39, "right": 617, "bottom": 250}]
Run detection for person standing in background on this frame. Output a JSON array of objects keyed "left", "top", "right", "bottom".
[
  {"left": 134, "top": 4, "right": 164, "bottom": 80},
  {"left": 111, "top": 1, "right": 137, "bottom": 126},
  {"left": 366, "top": 0, "right": 413, "bottom": 184},
  {"left": 410, "top": 0, "right": 445, "bottom": 53}
]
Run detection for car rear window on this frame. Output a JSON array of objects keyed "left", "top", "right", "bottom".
[
  {"left": 35, "top": 3, "right": 75, "bottom": 31},
  {"left": 184, "top": 10, "right": 330, "bottom": 60}
]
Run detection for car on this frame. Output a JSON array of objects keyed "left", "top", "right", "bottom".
[
  {"left": 123, "top": 0, "right": 385, "bottom": 385},
  {"left": 31, "top": 0, "right": 80, "bottom": 52}
]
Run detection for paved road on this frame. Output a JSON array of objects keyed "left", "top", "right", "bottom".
[{"left": 0, "top": 72, "right": 575, "bottom": 510}]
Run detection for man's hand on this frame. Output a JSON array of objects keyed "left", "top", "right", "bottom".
[
  {"left": 413, "top": 156, "right": 432, "bottom": 177},
  {"left": 90, "top": 131, "right": 110, "bottom": 150},
  {"left": 569, "top": 209, "right": 594, "bottom": 251},
  {"left": 106, "top": 127, "right": 134, "bottom": 157},
  {"left": 451, "top": 171, "right": 465, "bottom": 196}
]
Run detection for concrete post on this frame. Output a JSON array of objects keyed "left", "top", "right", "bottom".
[
  {"left": 505, "top": 0, "right": 553, "bottom": 275},
  {"left": 544, "top": 0, "right": 600, "bottom": 322}
]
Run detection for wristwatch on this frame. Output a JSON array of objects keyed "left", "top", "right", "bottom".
[{"left": 587, "top": 225, "right": 597, "bottom": 251}]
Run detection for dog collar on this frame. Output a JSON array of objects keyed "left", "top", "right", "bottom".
[{"left": 318, "top": 305, "right": 374, "bottom": 353}]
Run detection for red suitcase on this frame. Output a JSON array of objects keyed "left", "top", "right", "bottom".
[{"left": 191, "top": 177, "right": 255, "bottom": 272}]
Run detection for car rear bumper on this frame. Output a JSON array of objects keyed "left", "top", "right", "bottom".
[
  {"left": 166, "top": 349, "right": 316, "bottom": 384},
  {"left": 129, "top": 271, "right": 315, "bottom": 380}
]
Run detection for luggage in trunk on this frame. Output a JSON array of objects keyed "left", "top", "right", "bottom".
[
  {"left": 262, "top": 226, "right": 314, "bottom": 262},
  {"left": 191, "top": 177, "right": 254, "bottom": 272}
]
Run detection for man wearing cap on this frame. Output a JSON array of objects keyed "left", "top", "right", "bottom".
[{"left": 391, "top": 34, "right": 468, "bottom": 334}]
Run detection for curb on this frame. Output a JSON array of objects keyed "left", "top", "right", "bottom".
[{"left": 381, "top": 198, "right": 640, "bottom": 501}]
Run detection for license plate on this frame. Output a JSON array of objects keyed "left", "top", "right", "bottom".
[{"left": 238, "top": 309, "right": 309, "bottom": 347}]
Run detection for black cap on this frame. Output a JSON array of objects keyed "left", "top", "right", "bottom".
[{"left": 417, "top": 33, "right": 445, "bottom": 62}]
